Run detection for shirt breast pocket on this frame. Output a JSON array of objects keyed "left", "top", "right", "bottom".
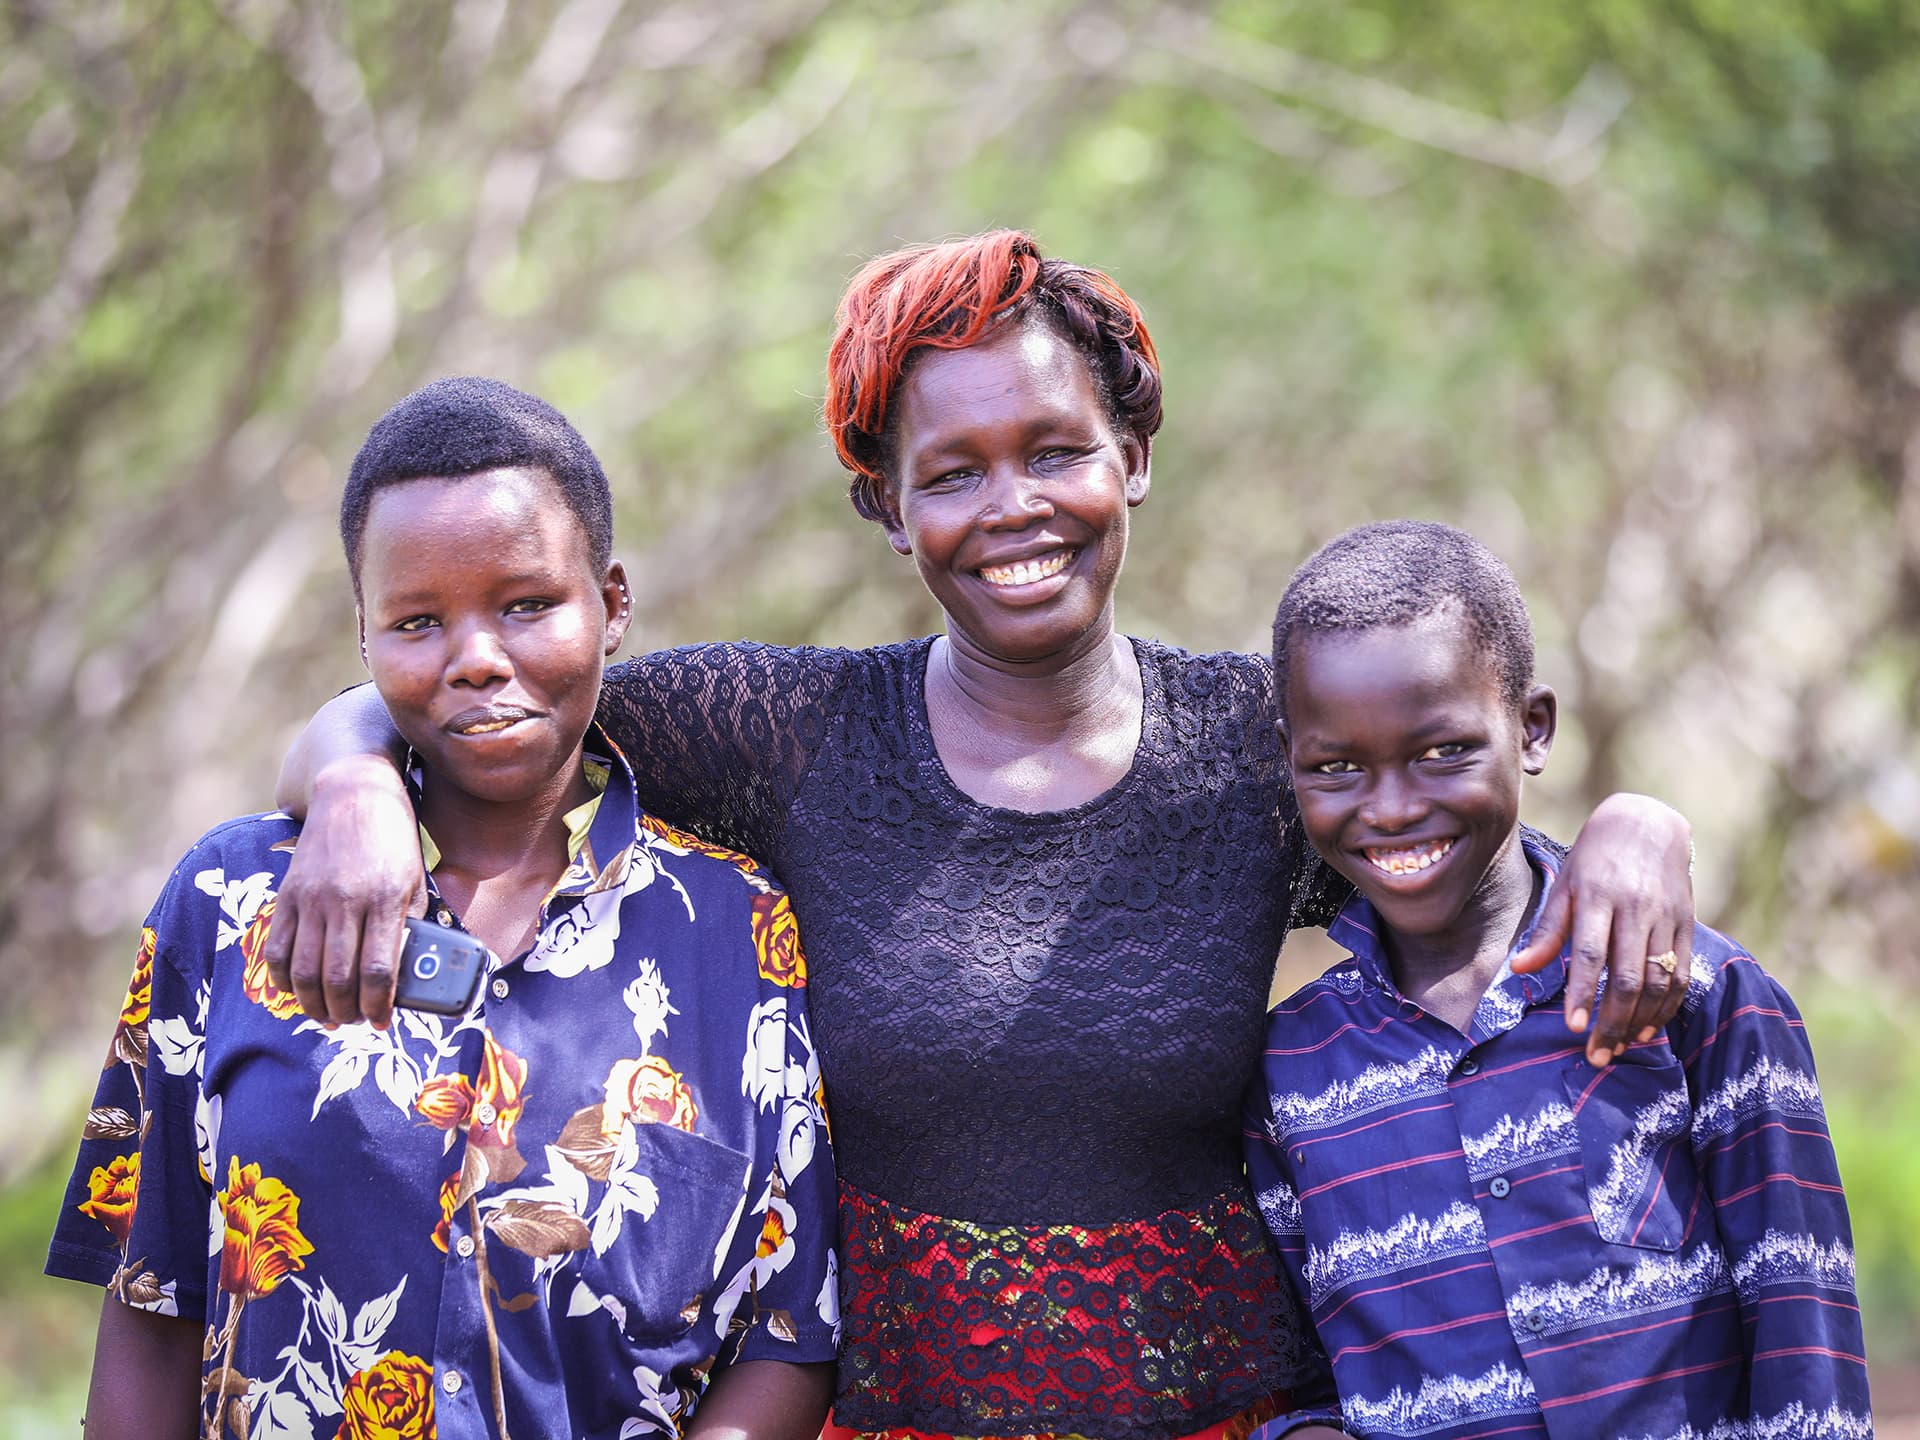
[
  {"left": 1562, "top": 1046, "right": 1699, "bottom": 1253},
  {"left": 571, "top": 1123, "right": 755, "bottom": 1343}
]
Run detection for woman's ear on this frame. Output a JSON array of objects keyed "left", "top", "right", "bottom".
[
  {"left": 602, "top": 560, "right": 635, "bottom": 656},
  {"left": 1521, "top": 685, "right": 1557, "bottom": 775},
  {"left": 880, "top": 482, "right": 913, "bottom": 556},
  {"left": 1122, "top": 434, "right": 1151, "bottom": 507}
]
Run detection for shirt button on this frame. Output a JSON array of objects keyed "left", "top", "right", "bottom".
[
  {"left": 490, "top": 977, "right": 510, "bottom": 1000},
  {"left": 1489, "top": 1176, "right": 1512, "bottom": 1199},
  {"left": 435, "top": 906, "right": 454, "bottom": 926},
  {"left": 454, "top": 1235, "right": 476, "bottom": 1259},
  {"left": 474, "top": 1102, "right": 498, "bottom": 1126},
  {"left": 1527, "top": 1312, "right": 1547, "bottom": 1333},
  {"left": 1458, "top": 1058, "right": 1480, "bottom": 1076},
  {"left": 442, "top": 1369, "right": 463, "bottom": 1396}
]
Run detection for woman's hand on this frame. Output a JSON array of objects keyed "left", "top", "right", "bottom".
[
  {"left": 263, "top": 754, "right": 425, "bottom": 1028},
  {"left": 1510, "top": 792, "right": 1694, "bottom": 1066}
]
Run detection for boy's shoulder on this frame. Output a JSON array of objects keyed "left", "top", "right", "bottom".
[
  {"left": 1675, "top": 917, "right": 1782, "bottom": 1019},
  {"left": 1262, "top": 958, "right": 1378, "bottom": 1048}
]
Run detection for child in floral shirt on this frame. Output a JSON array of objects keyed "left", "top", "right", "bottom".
[{"left": 49, "top": 378, "right": 840, "bottom": 1439}]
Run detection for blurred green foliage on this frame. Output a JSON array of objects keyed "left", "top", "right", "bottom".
[{"left": 4, "top": 0, "right": 1918, "bottom": 1420}]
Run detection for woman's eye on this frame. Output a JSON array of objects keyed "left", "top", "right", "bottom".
[
  {"left": 506, "top": 598, "right": 552, "bottom": 615},
  {"left": 1311, "top": 759, "right": 1360, "bottom": 775},
  {"left": 1420, "top": 742, "right": 1469, "bottom": 761}
]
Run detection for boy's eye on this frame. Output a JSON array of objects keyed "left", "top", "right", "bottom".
[
  {"left": 1420, "top": 742, "right": 1470, "bottom": 761},
  {"left": 1310, "top": 759, "right": 1360, "bottom": 775},
  {"left": 394, "top": 615, "right": 438, "bottom": 633},
  {"left": 506, "top": 598, "right": 552, "bottom": 615}
]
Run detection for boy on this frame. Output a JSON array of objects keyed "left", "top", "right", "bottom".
[
  {"left": 1246, "top": 521, "right": 1870, "bottom": 1439},
  {"left": 47, "top": 378, "right": 839, "bottom": 1439}
]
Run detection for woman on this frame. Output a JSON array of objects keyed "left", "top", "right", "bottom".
[
  {"left": 269, "top": 233, "right": 1694, "bottom": 1439},
  {"left": 51, "top": 378, "right": 837, "bottom": 1439}
]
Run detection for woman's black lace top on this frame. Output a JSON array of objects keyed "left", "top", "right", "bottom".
[{"left": 597, "top": 637, "right": 1344, "bottom": 1436}]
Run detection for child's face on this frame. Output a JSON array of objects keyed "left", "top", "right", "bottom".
[
  {"left": 357, "top": 468, "right": 630, "bottom": 807},
  {"left": 1281, "top": 610, "right": 1553, "bottom": 942}
]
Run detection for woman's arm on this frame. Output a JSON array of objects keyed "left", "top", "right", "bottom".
[
  {"left": 683, "top": 1359, "right": 834, "bottom": 1440},
  {"left": 85, "top": 1299, "right": 203, "bottom": 1440},
  {"left": 1508, "top": 792, "right": 1694, "bottom": 1066},
  {"left": 265, "top": 683, "right": 422, "bottom": 1028}
]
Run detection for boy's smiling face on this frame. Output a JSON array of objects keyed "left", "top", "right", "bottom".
[{"left": 1281, "top": 608, "right": 1554, "bottom": 947}]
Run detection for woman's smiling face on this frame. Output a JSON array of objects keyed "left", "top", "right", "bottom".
[
  {"left": 884, "top": 320, "right": 1148, "bottom": 667},
  {"left": 357, "top": 467, "right": 629, "bottom": 809}
]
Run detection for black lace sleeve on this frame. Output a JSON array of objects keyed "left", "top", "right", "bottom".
[{"left": 594, "top": 642, "right": 854, "bottom": 858}]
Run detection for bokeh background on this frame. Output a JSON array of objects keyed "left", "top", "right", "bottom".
[{"left": 5, "top": 0, "right": 1918, "bottom": 1429}]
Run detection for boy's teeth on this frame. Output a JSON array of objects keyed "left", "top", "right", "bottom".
[
  {"left": 1364, "top": 839, "right": 1454, "bottom": 876},
  {"left": 979, "top": 550, "right": 1074, "bottom": 587}
]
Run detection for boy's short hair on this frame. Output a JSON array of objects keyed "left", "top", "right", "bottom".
[
  {"left": 1272, "top": 519, "right": 1535, "bottom": 722},
  {"left": 339, "top": 376, "right": 613, "bottom": 588}
]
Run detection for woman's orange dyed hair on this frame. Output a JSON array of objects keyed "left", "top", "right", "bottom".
[{"left": 825, "top": 230, "right": 1163, "bottom": 524}]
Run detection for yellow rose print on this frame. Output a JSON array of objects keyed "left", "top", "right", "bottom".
[
  {"left": 471, "top": 1033, "right": 528, "bottom": 1149},
  {"left": 80, "top": 1151, "right": 140, "bottom": 1247},
  {"left": 216, "top": 1156, "right": 314, "bottom": 1299},
  {"left": 638, "top": 810, "right": 761, "bottom": 874},
  {"left": 239, "top": 898, "right": 303, "bottom": 1020},
  {"left": 414, "top": 1073, "right": 474, "bottom": 1131},
  {"left": 430, "top": 1170, "right": 461, "bottom": 1253},
  {"left": 336, "top": 1351, "right": 436, "bottom": 1439},
  {"left": 602, "top": 1055, "right": 698, "bottom": 1134},
  {"left": 749, "top": 891, "right": 807, "bottom": 987}
]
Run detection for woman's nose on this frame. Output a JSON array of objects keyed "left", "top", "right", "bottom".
[
  {"left": 979, "top": 464, "right": 1055, "bottom": 528},
  {"left": 446, "top": 624, "right": 512, "bottom": 686}
]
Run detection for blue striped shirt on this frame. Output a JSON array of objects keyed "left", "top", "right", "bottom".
[{"left": 1246, "top": 838, "right": 1871, "bottom": 1439}]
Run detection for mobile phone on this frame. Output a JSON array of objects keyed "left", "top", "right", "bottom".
[{"left": 394, "top": 917, "right": 490, "bottom": 1015}]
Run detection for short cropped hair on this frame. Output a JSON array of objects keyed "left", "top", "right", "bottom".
[
  {"left": 825, "top": 230, "right": 1163, "bottom": 524},
  {"left": 1271, "top": 520, "right": 1535, "bottom": 722},
  {"left": 340, "top": 376, "right": 613, "bottom": 587}
]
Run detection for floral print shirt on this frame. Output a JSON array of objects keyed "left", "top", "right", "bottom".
[
  {"left": 48, "top": 737, "right": 839, "bottom": 1440},
  {"left": 1244, "top": 837, "right": 1871, "bottom": 1439}
]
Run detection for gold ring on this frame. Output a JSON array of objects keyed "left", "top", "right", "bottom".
[{"left": 1647, "top": 949, "right": 1679, "bottom": 976}]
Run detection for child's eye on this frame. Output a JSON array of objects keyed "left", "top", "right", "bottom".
[
  {"left": 506, "top": 598, "right": 553, "bottom": 615},
  {"left": 1420, "top": 742, "right": 1469, "bottom": 761},
  {"left": 394, "top": 615, "right": 438, "bottom": 633},
  {"left": 1311, "top": 759, "right": 1360, "bottom": 775}
]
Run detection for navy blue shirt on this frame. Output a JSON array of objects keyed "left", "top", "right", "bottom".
[
  {"left": 1246, "top": 839, "right": 1871, "bottom": 1439},
  {"left": 49, "top": 738, "right": 838, "bottom": 1439}
]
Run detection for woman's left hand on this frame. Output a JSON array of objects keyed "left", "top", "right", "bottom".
[{"left": 1510, "top": 792, "right": 1694, "bottom": 1066}]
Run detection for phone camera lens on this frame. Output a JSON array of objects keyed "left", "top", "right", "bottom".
[{"left": 412, "top": 948, "right": 442, "bottom": 981}]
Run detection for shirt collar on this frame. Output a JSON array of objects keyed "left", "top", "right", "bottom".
[
  {"left": 1325, "top": 831, "right": 1569, "bottom": 1006},
  {"left": 408, "top": 725, "right": 643, "bottom": 906}
]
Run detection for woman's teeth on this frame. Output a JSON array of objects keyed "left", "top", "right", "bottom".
[
  {"left": 979, "top": 550, "right": 1075, "bottom": 587},
  {"left": 458, "top": 718, "right": 517, "bottom": 735},
  {"left": 1364, "top": 839, "right": 1454, "bottom": 876}
]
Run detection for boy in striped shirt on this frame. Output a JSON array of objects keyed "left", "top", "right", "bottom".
[{"left": 1247, "top": 520, "right": 1870, "bottom": 1439}]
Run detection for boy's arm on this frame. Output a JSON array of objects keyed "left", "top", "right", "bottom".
[
  {"left": 1678, "top": 946, "right": 1872, "bottom": 1424},
  {"left": 85, "top": 1298, "right": 203, "bottom": 1440},
  {"left": 1242, "top": 1090, "right": 1346, "bottom": 1435},
  {"left": 682, "top": 1359, "right": 833, "bottom": 1440}
]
